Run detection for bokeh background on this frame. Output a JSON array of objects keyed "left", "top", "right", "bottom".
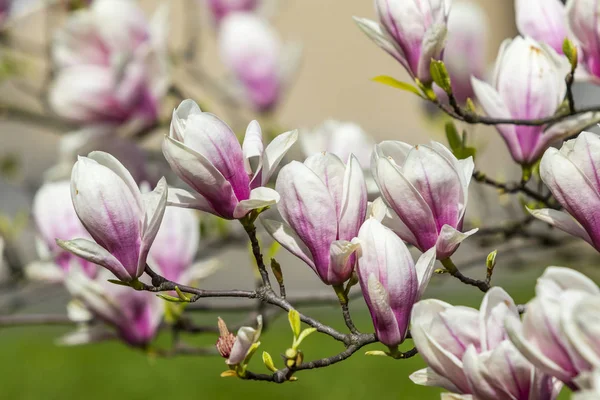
[{"left": 0, "top": 0, "right": 598, "bottom": 399}]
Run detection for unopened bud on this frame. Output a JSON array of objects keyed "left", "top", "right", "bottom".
[{"left": 216, "top": 317, "right": 236, "bottom": 359}]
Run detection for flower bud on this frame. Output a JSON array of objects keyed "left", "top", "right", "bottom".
[{"left": 516, "top": 0, "right": 568, "bottom": 54}]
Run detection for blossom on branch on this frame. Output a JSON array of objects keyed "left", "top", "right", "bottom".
[
  {"left": 49, "top": 0, "right": 169, "bottom": 129},
  {"left": 567, "top": 0, "right": 600, "bottom": 82},
  {"left": 163, "top": 99, "right": 297, "bottom": 220},
  {"left": 353, "top": 0, "right": 450, "bottom": 85},
  {"left": 205, "top": 0, "right": 260, "bottom": 24},
  {"left": 356, "top": 218, "right": 435, "bottom": 347},
  {"left": 471, "top": 36, "right": 597, "bottom": 167},
  {"left": 410, "top": 287, "right": 561, "bottom": 399},
  {"left": 57, "top": 151, "right": 167, "bottom": 283},
  {"left": 261, "top": 152, "right": 367, "bottom": 286},
  {"left": 371, "top": 140, "right": 476, "bottom": 260},
  {"left": 530, "top": 132, "right": 600, "bottom": 252},
  {"left": 505, "top": 266, "right": 600, "bottom": 388}
]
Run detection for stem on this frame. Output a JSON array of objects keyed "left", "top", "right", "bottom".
[
  {"left": 333, "top": 284, "right": 359, "bottom": 334},
  {"left": 440, "top": 258, "right": 490, "bottom": 293},
  {"left": 240, "top": 217, "right": 272, "bottom": 289},
  {"left": 472, "top": 171, "right": 556, "bottom": 207}
]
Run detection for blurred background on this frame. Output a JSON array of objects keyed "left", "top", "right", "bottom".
[{"left": 0, "top": 0, "right": 597, "bottom": 399}]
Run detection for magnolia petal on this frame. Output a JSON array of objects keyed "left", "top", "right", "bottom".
[
  {"left": 87, "top": 151, "right": 143, "bottom": 210},
  {"left": 417, "top": 18, "right": 448, "bottom": 82},
  {"left": 57, "top": 238, "right": 131, "bottom": 282},
  {"left": 260, "top": 208, "right": 315, "bottom": 270},
  {"left": 479, "top": 287, "right": 518, "bottom": 351},
  {"left": 409, "top": 367, "right": 462, "bottom": 393},
  {"left": 242, "top": 120, "right": 264, "bottom": 176},
  {"left": 505, "top": 313, "right": 573, "bottom": 383},
  {"left": 260, "top": 129, "right": 299, "bottom": 186},
  {"left": 233, "top": 187, "right": 280, "bottom": 219},
  {"left": 436, "top": 225, "right": 478, "bottom": 260},
  {"left": 415, "top": 247, "right": 437, "bottom": 299},
  {"left": 170, "top": 99, "right": 202, "bottom": 141},
  {"left": 339, "top": 155, "right": 368, "bottom": 241},
  {"left": 352, "top": 17, "right": 408, "bottom": 67},
  {"left": 462, "top": 346, "right": 502, "bottom": 400},
  {"left": 57, "top": 325, "right": 116, "bottom": 346},
  {"left": 536, "top": 266, "right": 600, "bottom": 297},
  {"left": 304, "top": 152, "right": 346, "bottom": 216},
  {"left": 138, "top": 177, "right": 168, "bottom": 277},
  {"left": 166, "top": 187, "right": 217, "bottom": 214},
  {"left": 528, "top": 207, "right": 592, "bottom": 245},
  {"left": 471, "top": 77, "right": 522, "bottom": 162},
  {"left": 366, "top": 273, "right": 402, "bottom": 346},
  {"left": 562, "top": 294, "right": 600, "bottom": 368},
  {"left": 328, "top": 239, "right": 360, "bottom": 285},
  {"left": 162, "top": 136, "right": 238, "bottom": 218}
]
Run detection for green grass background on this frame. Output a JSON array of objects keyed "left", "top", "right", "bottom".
[{"left": 0, "top": 266, "right": 582, "bottom": 400}]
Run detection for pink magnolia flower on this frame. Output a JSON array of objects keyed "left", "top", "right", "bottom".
[
  {"left": 27, "top": 180, "right": 98, "bottom": 282},
  {"left": 506, "top": 266, "right": 600, "bottom": 388},
  {"left": 530, "top": 132, "right": 600, "bottom": 252},
  {"left": 261, "top": 153, "right": 367, "bottom": 286},
  {"left": 49, "top": 0, "right": 169, "bottom": 128},
  {"left": 515, "top": 0, "right": 568, "bottom": 55},
  {"left": 63, "top": 270, "right": 164, "bottom": 347},
  {"left": 163, "top": 99, "right": 297, "bottom": 220},
  {"left": 371, "top": 140, "right": 476, "bottom": 260},
  {"left": 219, "top": 13, "right": 300, "bottom": 112},
  {"left": 440, "top": 1, "right": 488, "bottom": 103},
  {"left": 411, "top": 287, "right": 561, "bottom": 399},
  {"left": 57, "top": 151, "right": 167, "bottom": 282},
  {"left": 205, "top": 0, "right": 259, "bottom": 23},
  {"left": 471, "top": 36, "right": 599, "bottom": 167},
  {"left": 567, "top": 0, "right": 600, "bottom": 81},
  {"left": 149, "top": 206, "right": 218, "bottom": 285},
  {"left": 356, "top": 218, "right": 435, "bottom": 347},
  {"left": 216, "top": 316, "right": 262, "bottom": 365},
  {"left": 354, "top": 0, "right": 450, "bottom": 84}
]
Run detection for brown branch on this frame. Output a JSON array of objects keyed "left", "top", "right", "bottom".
[
  {"left": 440, "top": 258, "right": 490, "bottom": 293},
  {"left": 472, "top": 171, "right": 555, "bottom": 206}
]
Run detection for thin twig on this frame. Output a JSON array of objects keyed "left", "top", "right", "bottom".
[
  {"left": 472, "top": 171, "right": 556, "bottom": 207},
  {"left": 440, "top": 258, "right": 490, "bottom": 293}
]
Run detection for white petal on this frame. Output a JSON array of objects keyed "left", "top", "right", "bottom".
[
  {"left": 138, "top": 177, "right": 168, "bottom": 276},
  {"left": 242, "top": 120, "right": 264, "bottom": 176},
  {"left": 233, "top": 187, "right": 280, "bottom": 219},
  {"left": 260, "top": 129, "right": 298, "bottom": 186},
  {"left": 409, "top": 367, "right": 462, "bottom": 393},
  {"left": 528, "top": 207, "right": 593, "bottom": 245},
  {"left": 25, "top": 261, "right": 65, "bottom": 283},
  {"left": 166, "top": 187, "right": 217, "bottom": 214},
  {"left": 415, "top": 247, "right": 437, "bottom": 298},
  {"left": 57, "top": 238, "right": 130, "bottom": 281},
  {"left": 436, "top": 225, "right": 478, "bottom": 260},
  {"left": 87, "top": 151, "right": 143, "bottom": 210}
]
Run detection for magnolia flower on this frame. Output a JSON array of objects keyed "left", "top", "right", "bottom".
[
  {"left": 163, "top": 99, "right": 297, "bottom": 220},
  {"left": 219, "top": 13, "right": 300, "bottom": 112},
  {"left": 515, "top": 0, "right": 568, "bottom": 55},
  {"left": 149, "top": 206, "right": 218, "bottom": 285},
  {"left": 205, "top": 0, "right": 259, "bottom": 23},
  {"left": 216, "top": 316, "right": 262, "bottom": 365},
  {"left": 27, "top": 180, "right": 98, "bottom": 282},
  {"left": 567, "top": 0, "right": 600, "bottom": 81},
  {"left": 440, "top": 1, "right": 488, "bottom": 103},
  {"left": 410, "top": 287, "right": 560, "bottom": 399},
  {"left": 471, "top": 36, "right": 599, "bottom": 166},
  {"left": 49, "top": 0, "right": 169, "bottom": 128},
  {"left": 261, "top": 153, "right": 367, "bottom": 286},
  {"left": 57, "top": 151, "right": 167, "bottom": 282},
  {"left": 530, "top": 132, "right": 600, "bottom": 252},
  {"left": 354, "top": 0, "right": 450, "bottom": 84},
  {"left": 506, "top": 266, "right": 600, "bottom": 388},
  {"left": 356, "top": 218, "right": 435, "bottom": 347},
  {"left": 371, "top": 141, "right": 476, "bottom": 260},
  {"left": 63, "top": 269, "right": 164, "bottom": 347}
]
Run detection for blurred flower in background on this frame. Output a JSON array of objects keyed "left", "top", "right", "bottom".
[
  {"left": 204, "top": 0, "right": 259, "bottom": 24},
  {"left": 49, "top": 0, "right": 169, "bottom": 130},
  {"left": 26, "top": 180, "right": 98, "bottom": 282},
  {"left": 218, "top": 12, "right": 301, "bottom": 113}
]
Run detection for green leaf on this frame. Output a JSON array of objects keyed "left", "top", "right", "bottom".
[
  {"left": 262, "top": 351, "right": 277, "bottom": 372},
  {"left": 429, "top": 60, "right": 451, "bottom": 93},
  {"left": 295, "top": 328, "right": 317, "bottom": 348},
  {"left": 445, "top": 122, "right": 462, "bottom": 151},
  {"left": 563, "top": 38, "right": 578, "bottom": 70},
  {"left": 288, "top": 309, "right": 301, "bottom": 340},
  {"left": 372, "top": 76, "right": 424, "bottom": 98},
  {"left": 156, "top": 293, "right": 186, "bottom": 303}
]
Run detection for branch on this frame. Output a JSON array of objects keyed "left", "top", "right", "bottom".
[
  {"left": 440, "top": 258, "right": 490, "bottom": 293},
  {"left": 472, "top": 171, "right": 556, "bottom": 207}
]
